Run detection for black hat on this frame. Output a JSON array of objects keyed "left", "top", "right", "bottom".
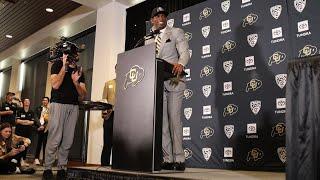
[
  {"left": 151, "top": 7, "right": 168, "bottom": 18},
  {"left": 6, "top": 92, "right": 15, "bottom": 96}
]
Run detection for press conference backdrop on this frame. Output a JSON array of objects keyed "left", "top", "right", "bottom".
[{"left": 145, "top": 0, "right": 320, "bottom": 170}]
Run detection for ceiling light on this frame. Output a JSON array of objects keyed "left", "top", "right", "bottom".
[
  {"left": 46, "top": 8, "right": 53, "bottom": 12},
  {"left": 5, "top": 34, "right": 13, "bottom": 38}
]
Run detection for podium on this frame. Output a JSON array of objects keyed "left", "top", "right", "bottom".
[{"left": 112, "top": 44, "right": 168, "bottom": 172}]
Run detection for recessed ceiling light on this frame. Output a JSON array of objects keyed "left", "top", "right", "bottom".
[
  {"left": 5, "top": 35, "right": 13, "bottom": 38},
  {"left": 46, "top": 8, "right": 53, "bottom": 12}
]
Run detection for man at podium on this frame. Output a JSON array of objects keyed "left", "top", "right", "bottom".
[{"left": 145, "top": 7, "right": 190, "bottom": 171}]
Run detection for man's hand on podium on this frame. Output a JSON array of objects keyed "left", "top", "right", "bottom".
[{"left": 172, "top": 63, "right": 184, "bottom": 76}]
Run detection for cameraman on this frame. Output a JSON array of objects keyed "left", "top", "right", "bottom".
[{"left": 43, "top": 53, "right": 86, "bottom": 180}]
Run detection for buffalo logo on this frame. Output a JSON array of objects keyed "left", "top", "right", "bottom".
[
  {"left": 277, "top": 147, "right": 286, "bottom": 163},
  {"left": 247, "top": 148, "right": 264, "bottom": 162},
  {"left": 294, "top": 0, "right": 306, "bottom": 13},
  {"left": 124, "top": 65, "right": 145, "bottom": 90},
  {"left": 223, "top": 60, "right": 233, "bottom": 74},
  {"left": 167, "top": 19, "right": 174, "bottom": 28},
  {"left": 200, "top": 65, "right": 214, "bottom": 78},
  {"left": 246, "top": 79, "right": 262, "bottom": 92},
  {"left": 222, "top": 40, "right": 236, "bottom": 53},
  {"left": 223, "top": 104, "right": 238, "bottom": 117},
  {"left": 250, "top": 100, "right": 261, "bottom": 115},
  {"left": 299, "top": 45, "right": 318, "bottom": 58},
  {"left": 224, "top": 125, "right": 234, "bottom": 139},
  {"left": 268, "top": 51, "right": 286, "bottom": 66},
  {"left": 199, "top": 7, "right": 212, "bottom": 20},
  {"left": 221, "top": 0, "right": 230, "bottom": 13},
  {"left": 184, "top": 32, "right": 192, "bottom": 41},
  {"left": 270, "top": 5, "right": 282, "bottom": 19},
  {"left": 271, "top": 123, "right": 285, "bottom": 137},
  {"left": 200, "top": 127, "right": 214, "bottom": 139},
  {"left": 184, "top": 148, "right": 193, "bottom": 159},
  {"left": 202, "top": 148, "right": 212, "bottom": 161},
  {"left": 202, "top": 85, "right": 212, "bottom": 98},
  {"left": 242, "top": 13, "right": 258, "bottom": 27},
  {"left": 247, "top": 34, "right": 258, "bottom": 47},
  {"left": 184, "top": 89, "right": 193, "bottom": 99},
  {"left": 189, "top": 49, "right": 192, "bottom": 58},
  {"left": 184, "top": 108, "right": 192, "bottom": 120},
  {"left": 202, "top": 26, "right": 210, "bottom": 38},
  {"left": 275, "top": 74, "right": 287, "bottom": 89}
]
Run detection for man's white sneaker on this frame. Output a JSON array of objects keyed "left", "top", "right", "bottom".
[{"left": 34, "top": 158, "right": 40, "bottom": 165}]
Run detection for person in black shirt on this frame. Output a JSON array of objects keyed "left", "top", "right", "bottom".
[
  {"left": 0, "top": 92, "right": 19, "bottom": 126},
  {"left": 43, "top": 53, "right": 86, "bottom": 180}
]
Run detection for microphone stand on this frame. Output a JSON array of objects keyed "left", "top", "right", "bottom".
[{"left": 134, "top": 29, "right": 160, "bottom": 48}]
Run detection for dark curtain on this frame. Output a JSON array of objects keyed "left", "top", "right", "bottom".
[
  {"left": 1, "top": 68, "right": 12, "bottom": 101},
  {"left": 286, "top": 55, "right": 320, "bottom": 180}
]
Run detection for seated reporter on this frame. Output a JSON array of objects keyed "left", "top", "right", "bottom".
[{"left": 0, "top": 122, "right": 35, "bottom": 174}]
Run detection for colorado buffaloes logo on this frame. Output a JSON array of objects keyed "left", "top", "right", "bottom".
[
  {"left": 167, "top": 19, "right": 174, "bottom": 28},
  {"left": 124, "top": 65, "right": 145, "bottom": 90},
  {"left": 202, "top": 148, "right": 212, "bottom": 161},
  {"left": 299, "top": 45, "right": 318, "bottom": 57},
  {"left": 246, "top": 79, "right": 262, "bottom": 92},
  {"left": 202, "top": 85, "right": 211, "bottom": 98},
  {"left": 270, "top": 5, "right": 282, "bottom": 19},
  {"left": 250, "top": 100, "right": 261, "bottom": 115},
  {"left": 184, "top": 108, "right": 192, "bottom": 120},
  {"left": 184, "top": 89, "right": 193, "bottom": 99},
  {"left": 271, "top": 123, "right": 285, "bottom": 137},
  {"left": 199, "top": 7, "right": 212, "bottom": 20},
  {"left": 184, "top": 32, "right": 192, "bottom": 41},
  {"left": 294, "top": 0, "right": 306, "bottom": 13},
  {"left": 247, "top": 148, "right": 264, "bottom": 162},
  {"left": 277, "top": 147, "right": 286, "bottom": 163},
  {"left": 184, "top": 148, "right": 193, "bottom": 159},
  {"left": 223, "top": 60, "right": 233, "bottom": 74},
  {"left": 247, "top": 34, "right": 258, "bottom": 47},
  {"left": 242, "top": 13, "right": 258, "bottom": 27},
  {"left": 200, "top": 127, "right": 214, "bottom": 139},
  {"left": 202, "top": 26, "right": 210, "bottom": 38},
  {"left": 200, "top": 65, "right": 214, "bottom": 78},
  {"left": 268, "top": 51, "right": 286, "bottom": 66},
  {"left": 221, "top": 0, "right": 230, "bottom": 13},
  {"left": 224, "top": 125, "right": 234, "bottom": 139},
  {"left": 222, "top": 40, "right": 236, "bottom": 53},
  {"left": 223, "top": 104, "right": 238, "bottom": 117},
  {"left": 275, "top": 74, "right": 287, "bottom": 89}
]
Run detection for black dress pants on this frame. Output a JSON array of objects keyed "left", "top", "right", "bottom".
[{"left": 101, "top": 111, "right": 114, "bottom": 166}]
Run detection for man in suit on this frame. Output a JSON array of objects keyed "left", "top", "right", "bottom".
[{"left": 145, "top": 7, "right": 190, "bottom": 171}]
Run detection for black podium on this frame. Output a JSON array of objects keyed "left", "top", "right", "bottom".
[{"left": 112, "top": 44, "right": 167, "bottom": 172}]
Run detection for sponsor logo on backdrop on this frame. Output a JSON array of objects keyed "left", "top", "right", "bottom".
[
  {"left": 250, "top": 100, "right": 261, "bottom": 115},
  {"left": 184, "top": 148, "right": 193, "bottom": 159},
  {"left": 247, "top": 34, "right": 258, "bottom": 47},
  {"left": 223, "top": 60, "right": 233, "bottom": 74},
  {"left": 202, "top": 85, "right": 212, "bottom": 98},
  {"left": 185, "top": 68, "right": 191, "bottom": 82},
  {"left": 271, "top": 27, "right": 285, "bottom": 44},
  {"left": 221, "top": 0, "right": 230, "bottom": 13},
  {"left": 243, "top": 13, "right": 258, "bottom": 27},
  {"left": 200, "top": 127, "right": 214, "bottom": 139},
  {"left": 202, "top": 26, "right": 210, "bottom": 38},
  {"left": 184, "top": 32, "right": 192, "bottom": 41},
  {"left": 223, "top": 147, "right": 234, "bottom": 162},
  {"left": 299, "top": 45, "right": 318, "bottom": 57},
  {"left": 184, "top": 89, "right": 193, "bottom": 99},
  {"left": 246, "top": 79, "right": 262, "bottom": 92},
  {"left": 182, "top": 13, "right": 191, "bottom": 26},
  {"left": 297, "top": 20, "right": 311, "bottom": 37},
  {"left": 275, "top": 98, "right": 286, "bottom": 114},
  {"left": 247, "top": 148, "right": 264, "bottom": 162},
  {"left": 167, "top": 19, "right": 174, "bottom": 28},
  {"left": 223, "top": 104, "right": 238, "bottom": 117},
  {"left": 268, "top": 51, "right": 286, "bottom": 66},
  {"left": 275, "top": 74, "right": 287, "bottom": 89},
  {"left": 223, "top": 81, "right": 234, "bottom": 96},
  {"left": 183, "top": 127, "right": 191, "bottom": 140},
  {"left": 184, "top": 108, "right": 192, "bottom": 120},
  {"left": 202, "top": 45, "right": 211, "bottom": 59},
  {"left": 222, "top": 40, "right": 236, "bottom": 53},
  {"left": 277, "top": 147, "right": 286, "bottom": 163},
  {"left": 294, "top": 0, "right": 306, "bottom": 13},
  {"left": 221, "top": 20, "right": 231, "bottom": 34},
  {"left": 224, "top": 125, "right": 234, "bottom": 139},
  {"left": 246, "top": 123, "right": 258, "bottom": 139},
  {"left": 271, "top": 123, "right": 286, "bottom": 137},
  {"left": 189, "top": 49, "right": 192, "bottom": 58},
  {"left": 199, "top": 7, "right": 212, "bottom": 20},
  {"left": 270, "top": 5, "right": 282, "bottom": 19},
  {"left": 124, "top": 65, "right": 144, "bottom": 90},
  {"left": 241, "top": 0, "right": 252, "bottom": 8},
  {"left": 202, "top": 148, "right": 212, "bottom": 161},
  {"left": 244, "top": 56, "right": 256, "bottom": 71},
  {"left": 202, "top": 105, "right": 212, "bottom": 119},
  {"left": 200, "top": 65, "right": 214, "bottom": 78}
]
